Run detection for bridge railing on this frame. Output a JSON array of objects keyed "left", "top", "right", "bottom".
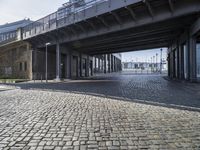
[
  {"left": 0, "top": 29, "right": 21, "bottom": 46},
  {"left": 22, "top": 0, "right": 109, "bottom": 39}
]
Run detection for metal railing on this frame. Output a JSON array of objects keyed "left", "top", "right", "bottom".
[
  {"left": 0, "top": 31, "right": 18, "bottom": 45},
  {"left": 22, "top": 0, "right": 109, "bottom": 39}
]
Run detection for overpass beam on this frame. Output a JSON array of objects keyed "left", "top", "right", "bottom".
[
  {"left": 84, "top": 20, "right": 97, "bottom": 32},
  {"left": 142, "top": 0, "right": 154, "bottom": 18},
  {"left": 125, "top": 6, "right": 137, "bottom": 21},
  {"left": 96, "top": 16, "right": 109, "bottom": 29},
  {"left": 168, "top": 0, "right": 174, "bottom": 13},
  {"left": 110, "top": 12, "right": 122, "bottom": 25}
]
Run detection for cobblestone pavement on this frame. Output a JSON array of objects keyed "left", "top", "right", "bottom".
[
  {"left": 13, "top": 73, "right": 200, "bottom": 109},
  {"left": 0, "top": 73, "right": 200, "bottom": 149},
  {"left": 0, "top": 89, "right": 200, "bottom": 150}
]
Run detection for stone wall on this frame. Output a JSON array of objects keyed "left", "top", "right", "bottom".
[{"left": 0, "top": 42, "right": 32, "bottom": 79}]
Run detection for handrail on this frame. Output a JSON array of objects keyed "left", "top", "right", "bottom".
[{"left": 22, "top": 0, "right": 109, "bottom": 39}]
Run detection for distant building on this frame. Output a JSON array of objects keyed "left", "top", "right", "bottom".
[
  {"left": 0, "top": 19, "right": 33, "bottom": 79},
  {"left": 122, "top": 60, "right": 167, "bottom": 72}
]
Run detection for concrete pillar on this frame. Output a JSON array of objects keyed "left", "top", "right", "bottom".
[
  {"left": 33, "top": 48, "right": 38, "bottom": 80},
  {"left": 108, "top": 54, "right": 111, "bottom": 73},
  {"left": 66, "top": 49, "right": 71, "bottom": 79},
  {"left": 86, "top": 55, "right": 90, "bottom": 77},
  {"left": 91, "top": 58, "right": 93, "bottom": 76},
  {"left": 104, "top": 54, "right": 107, "bottom": 74},
  {"left": 189, "top": 36, "right": 197, "bottom": 82},
  {"left": 80, "top": 53, "right": 83, "bottom": 77},
  {"left": 55, "top": 43, "right": 61, "bottom": 81},
  {"left": 98, "top": 57, "right": 100, "bottom": 73},
  {"left": 176, "top": 47, "right": 180, "bottom": 78},
  {"left": 111, "top": 55, "right": 114, "bottom": 72},
  {"left": 178, "top": 44, "right": 184, "bottom": 79},
  {"left": 94, "top": 57, "right": 97, "bottom": 74},
  {"left": 101, "top": 58, "right": 104, "bottom": 73}
]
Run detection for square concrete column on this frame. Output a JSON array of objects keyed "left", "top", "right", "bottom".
[
  {"left": 111, "top": 55, "right": 114, "bottom": 72},
  {"left": 80, "top": 53, "right": 83, "bottom": 77},
  {"left": 104, "top": 54, "right": 107, "bottom": 74},
  {"left": 86, "top": 55, "right": 90, "bottom": 77},
  {"left": 55, "top": 43, "right": 61, "bottom": 81},
  {"left": 94, "top": 57, "right": 97, "bottom": 74},
  {"left": 66, "top": 51, "right": 71, "bottom": 79},
  {"left": 108, "top": 54, "right": 111, "bottom": 73},
  {"left": 32, "top": 48, "right": 37, "bottom": 80},
  {"left": 178, "top": 44, "right": 184, "bottom": 79},
  {"left": 98, "top": 57, "right": 101, "bottom": 73},
  {"left": 189, "top": 36, "right": 197, "bottom": 82}
]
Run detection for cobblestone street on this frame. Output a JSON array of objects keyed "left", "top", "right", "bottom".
[{"left": 0, "top": 74, "right": 200, "bottom": 149}]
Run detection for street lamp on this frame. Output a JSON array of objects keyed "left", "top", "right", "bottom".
[
  {"left": 156, "top": 53, "right": 158, "bottom": 72},
  {"left": 45, "top": 42, "right": 51, "bottom": 83},
  {"left": 160, "top": 48, "right": 163, "bottom": 74},
  {"left": 153, "top": 56, "right": 155, "bottom": 72}
]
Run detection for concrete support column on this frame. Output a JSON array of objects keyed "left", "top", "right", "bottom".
[
  {"left": 178, "top": 45, "right": 184, "bottom": 79},
  {"left": 98, "top": 57, "right": 101, "bottom": 73},
  {"left": 111, "top": 55, "right": 114, "bottom": 72},
  {"left": 108, "top": 54, "right": 111, "bottom": 73},
  {"left": 80, "top": 53, "right": 83, "bottom": 77},
  {"left": 33, "top": 48, "right": 38, "bottom": 80},
  {"left": 55, "top": 43, "right": 61, "bottom": 81},
  {"left": 86, "top": 55, "right": 90, "bottom": 77},
  {"left": 189, "top": 36, "right": 197, "bottom": 82},
  {"left": 94, "top": 57, "right": 97, "bottom": 74},
  {"left": 104, "top": 54, "right": 107, "bottom": 74},
  {"left": 91, "top": 58, "right": 93, "bottom": 76},
  {"left": 66, "top": 49, "right": 71, "bottom": 79},
  {"left": 176, "top": 47, "right": 180, "bottom": 79}
]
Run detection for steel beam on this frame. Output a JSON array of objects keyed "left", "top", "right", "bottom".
[
  {"left": 96, "top": 16, "right": 110, "bottom": 28},
  {"left": 125, "top": 6, "right": 137, "bottom": 21},
  {"left": 142, "top": 0, "right": 154, "bottom": 17},
  {"left": 110, "top": 11, "right": 122, "bottom": 25},
  {"left": 168, "top": 0, "right": 174, "bottom": 13}
]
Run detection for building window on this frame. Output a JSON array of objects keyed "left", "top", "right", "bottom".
[
  {"left": 24, "top": 62, "right": 27, "bottom": 71},
  {"left": 19, "top": 62, "right": 23, "bottom": 71}
]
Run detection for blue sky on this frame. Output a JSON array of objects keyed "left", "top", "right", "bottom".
[{"left": 122, "top": 48, "right": 167, "bottom": 62}]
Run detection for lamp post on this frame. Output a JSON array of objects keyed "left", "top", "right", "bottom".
[
  {"left": 160, "top": 48, "right": 163, "bottom": 74},
  {"left": 153, "top": 56, "right": 155, "bottom": 72},
  {"left": 156, "top": 53, "right": 158, "bottom": 72},
  {"left": 151, "top": 57, "right": 152, "bottom": 73},
  {"left": 45, "top": 42, "right": 51, "bottom": 83}
]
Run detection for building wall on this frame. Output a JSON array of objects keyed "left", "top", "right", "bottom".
[{"left": 0, "top": 41, "right": 32, "bottom": 79}]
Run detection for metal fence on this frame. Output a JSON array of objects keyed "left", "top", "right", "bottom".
[
  {"left": 22, "top": 0, "right": 108, "bottom": 39},
  {"left": 0, "top": 31, "right": 17, "bottom": 45}
]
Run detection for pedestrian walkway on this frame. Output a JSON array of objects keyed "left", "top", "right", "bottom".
[{"left": 0, "top": 73, "right": 200, "bottom": 149}]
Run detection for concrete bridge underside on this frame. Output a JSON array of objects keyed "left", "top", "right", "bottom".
[
  {"left": 22, "top": 0, "right": 200, "bottom": 81},
  {"left": 24, "top": 0, "right": 200, "bottom": 55}
]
